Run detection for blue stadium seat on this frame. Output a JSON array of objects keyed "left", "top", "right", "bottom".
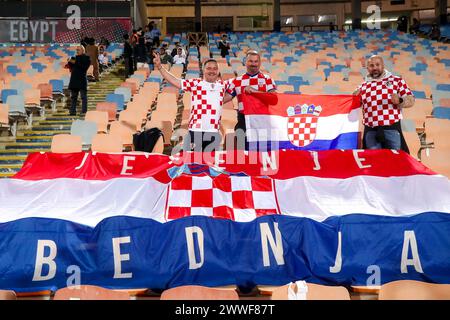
[
  {"left": 1, "top": 89, "right": 18, "bottom": 103},
  {"left": 436, "top": 84, "right": 450, "bottom": 91},
  {"left": 49, "top": 79, "right": 64, "bottom": 95},
  {"left": 6, "top": 65, "right": 21, "bottom": 76},
  {"left": 432, "top": 107, "right": 450, "bottom": 119},
  {"left": 412, "top": 91, "right": 427, "bottom": 99},
  {"left": 106, "top": 93, "right": 125, "bottom": 111}
]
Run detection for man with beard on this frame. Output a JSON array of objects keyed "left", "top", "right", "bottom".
[{"left": 353, "top": 55, "right": 415, "bottom": 152}]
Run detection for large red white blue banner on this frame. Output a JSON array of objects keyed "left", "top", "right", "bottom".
[{"left": 0, "top": 150, "right": 449, "bottom": 292}]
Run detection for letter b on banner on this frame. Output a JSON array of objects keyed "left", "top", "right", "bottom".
[{"left": 67, "top": 5, "right": 81, "bottom": 30}]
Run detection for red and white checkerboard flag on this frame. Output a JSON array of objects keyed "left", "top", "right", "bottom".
[{"left": 165, "top": 174, "right": 279, "bottom": 222}]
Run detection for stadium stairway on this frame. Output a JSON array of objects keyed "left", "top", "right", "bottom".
[{"left": 0, "top": 65, "right": 125, "bottom": 178}]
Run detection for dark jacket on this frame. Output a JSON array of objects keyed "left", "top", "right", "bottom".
[
  {"left": 68, "top": 54, "right": 91, "bottom": 90},
  {"left": 123, "top": 41, "right": 133, "bottom": 58}
]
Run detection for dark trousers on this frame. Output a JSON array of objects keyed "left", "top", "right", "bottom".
[
  {"left": 183, "top": 131, "right": 221, "bottom": 152},
  {"left": 70, "top": 89, "right": 87, "bottom": 115},
  {"left": 124, "top": 57, "right": 134, "bottom": 77},
  {"left": 234, "top": 111, "right": 248, "bottom": 150}
]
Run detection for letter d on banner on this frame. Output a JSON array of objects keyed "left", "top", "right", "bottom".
[
  {"left": 66, "top": 5, "right": 81, "bottom": 30},
  {"left": 185, "top": 227, "right": 204, "bottom": 270}
]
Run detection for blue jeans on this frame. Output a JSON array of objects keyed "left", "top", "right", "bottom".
[{"left": 365, "top": 129, "right": 401, "bottom": 150}]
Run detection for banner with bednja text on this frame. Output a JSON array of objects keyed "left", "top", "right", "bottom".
[{"left": 0, "top": 150, "right": 449, "bottom": 292}]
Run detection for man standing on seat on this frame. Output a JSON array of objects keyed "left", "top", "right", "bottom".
[
  {"left": 153, "top": 52, "right": 232, "bottom": 151},
  {"left": 67, "top": 46, "right": 91, "bottom": 116},
  {"left": 227, "top": 50, "right": 277, "bottom": 148},
  {"left": 354, "top": 55, "right": 415, "bottom": 152}
]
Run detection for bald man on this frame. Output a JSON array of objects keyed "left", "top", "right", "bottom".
[
  {"left": 67, "top": 45, "right": 91, "bottom": 116},
  {"left": 354, "top": 55, "right": 415, "bottom": 152}
]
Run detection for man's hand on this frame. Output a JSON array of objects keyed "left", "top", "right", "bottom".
[
  {"left": 391, "top": 93, "right": 401, "bottom": 105},
  {"left": 153, "top": 52, "right": 162, "bottom": 70},
  {"left": 244, "top": 86, "right": 257, "bottom": 94}
]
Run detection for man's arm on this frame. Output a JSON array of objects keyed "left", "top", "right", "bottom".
[
  {"left": 223, "top": 92, "right": 233, "bottom": 104},
  {"left": 153, "top": 52, "right": 181, "bottom": 89},
  {"left": 244, "top": 87, "right": 277, "bottom": 94},
  {"left": 391, "top": 93, "right": 415, "bottom": 109}
]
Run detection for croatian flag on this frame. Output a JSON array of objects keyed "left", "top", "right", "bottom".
[
  {"left": 242, "top": 93, "right": 361, "bottom": 150},
  {"left": 0, "top": 150, "right": 449, "bottom": 292}
]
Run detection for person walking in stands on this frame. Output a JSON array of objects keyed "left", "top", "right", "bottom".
[
  {"left": 123, "top": 34, "right": 134, "bottom": 78},
  {"left": 227, "top": 50, "right": 277, "bottom": 147},
  {"left": 85, "top": 37, "right": 99, "bottom": 81},
  {"left": 131, "top": 29, "right": 139, "bottom": 71},
  {"left": 353, "top": 55, "right": 415, "bottom": 153},
  {"left": 67, "top": 46, "right": 91, "bottom": 116},
  {"left": 217, "top": 34, "right": 231, "bottom": 58},
  {"left": 153, "top": 52, "right": 233, "bottom": 151}
]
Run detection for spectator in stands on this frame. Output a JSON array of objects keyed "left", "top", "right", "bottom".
[
  {"left": 153, "top": 52, "right": 233, "bottom": 151},
  {"left": 144, "top": 26, "right": 154, "bottom": 53},
  {"left": 173, "top": 47, "right": 186, "bottom": 67},
  {"left": 150, "top": 24, "right": 161, "bottom": 48},
  {"left": 85, "top": 37, "right": 99, "bottom": 81},
  {"left": 137, "top": 28, "right": 148, "bottom": 64},
  {"left": 123, "top": 33, "right": 134, "bottom": 78},
  {"left": 397, "top": 15, "right": 408, "bottom": 33},
  {"left": 353, "top": 55, "right": 415, "bottom": 153},
  {"left": 410, "top": 18, "right": 420, "bottom": 34},
  {"left": 171, "top": 42, "right": 186, "bottom": 57},
  {"left": 159, "top": 46, "right": 173, "bottom": 66},
  {"left": 161, "top": 42, "right": 171, "bottom": 55},
  {"left": 99, "top": 36, "right": 110, "bottom": 49},
  {"left": 98, "top": 46, "right": 109, "bottom": 73},
  {"left": 227, "top": 50, "right": 277, "bottom": 145},
  {"left": 80, "top": 34, "right": 89, "bottom": 48},
  {"left": 218, "top": 34, "right": 231, "bottom": 58},
  {"left": 430, "top": 23, "right": 441, "bottom": 41},
  {"left": 329, "top": 22, "right": 336, "bottom": 32},
  {"left": 67, "top": 46, "right": 91, "bottom": 116},
  {"left": 131, "top": 29, "right": 139, "bottom": 71}
]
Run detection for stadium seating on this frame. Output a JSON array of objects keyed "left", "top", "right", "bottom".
[
  {"left": 0, "top": 290, "right": 17, "bottom": 300},
  {"left": 160, "top": 285, "right": 239, "bottom": 300},
  {"left": 378, "top": 280, "right": 450, "bottom": 300},
  {"left": 91, "top": 134, "right": 123, "bottom": 153},
  {"left": 85, "top": 110, "right": 109, "bottom": 133},
  {"left": 53, "top": 285, "right": 130, "bottom": 300},
  {"left": 51, "top": 134, "right": 83, "bottom": 153},
  {"left": 258, "top": 283, "right": 351, "bottom": 300}
]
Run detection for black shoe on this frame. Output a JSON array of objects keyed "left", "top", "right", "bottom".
[{"left": 69, "top": 112, "right": 76, "bottom": 116}]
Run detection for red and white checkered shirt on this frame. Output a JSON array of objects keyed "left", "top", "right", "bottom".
[
  {"left": 227, "top": 72, "right": 277, "bottom": 111},
  {"left": 165, "top": 175, "right": 279, "bottom": 222},
  {"left": 181, "top": 78, "right": 230, "bottom": 132},
  {"left": 357, "top": 74, "right": 413, "bottom": 127}
]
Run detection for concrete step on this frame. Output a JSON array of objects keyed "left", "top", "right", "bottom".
[
  {"left": 30, "top": 126, "right": 71, "bottom": 131},
  {"left": 0, "top": 157, "right": 27, "bottom": 164},
  {"left": 0, "top": 172, "right": 15, "bottom": 178},
  {"left": 4, "top": 143, "right": 50, "bottom": 150},
  {"left": 0, "top": 150, "right": 32, "bottom": 156},
  {"left": 21, "top": 131, "right": 67, "bottom": 137},
  {"left": 16, "top": 136, "right": 54, "bottom": 142}
]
